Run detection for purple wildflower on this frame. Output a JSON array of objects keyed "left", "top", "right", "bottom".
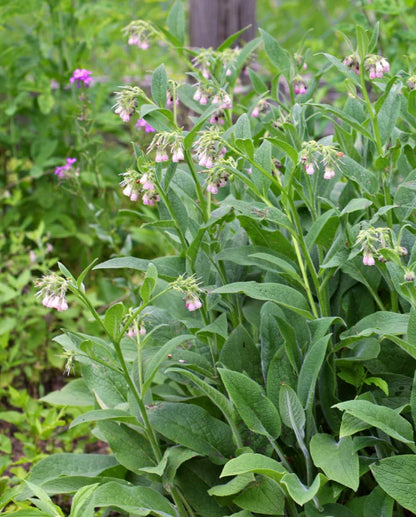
[
  {"left": 70, "top": 69, "right": 92, "bottom": 88},
  {"left": 136, "top": 118, "right": 156, "bottom": 133},
  {"left": 55, "top": 158, "right": 77, "bottom": 178}
]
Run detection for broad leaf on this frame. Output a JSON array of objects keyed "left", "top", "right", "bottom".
[{"left": 310, "top": 434, "right": 359, "bottom": 491}]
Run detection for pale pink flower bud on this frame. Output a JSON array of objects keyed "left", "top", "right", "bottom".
[
  {"left": 172, "top": 147, "right": 184, "bottom": 162},
  {"left": 305, "top": 162, "right": 315, "bottom": 175},
  {"left": 193, "top": 88, "right": 201, "bottom": 101},
  {"left": 130, "top": 191, "right": 140, "bottom": 202},
  {"left": 207, "top": 183, "right": 218, "bottom": 194},
  {"left": 363, "top": 251, "right": 375, "bottom": 266},
  {"left": 123, "top": 185, "right": 133, "bottom": 198},
  {"left": 251, "top": 106, "right": 260, "bottom": 118},
  {"left": 323, "top": 166, "right": 335, "bottom": 180}
]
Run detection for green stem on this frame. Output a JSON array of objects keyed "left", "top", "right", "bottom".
[
  {"left": 155, "top": 180, "right": 188, "bottom": 250},
  {"left": 359, "top": 65, "right": 383, "bottom": 156},
  {"left": 184, "top": 150, "right": 209, "bottom": 222}
]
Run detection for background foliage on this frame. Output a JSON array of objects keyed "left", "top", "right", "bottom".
[{"left": 2, "top": 0, "right": 416, "bottom": 515}]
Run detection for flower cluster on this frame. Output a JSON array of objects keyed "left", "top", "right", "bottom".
[
  {"left": 120, "top": 169, "right": 160, "bottom": 205},
  {"left": 193, "top": 127, "right": 224, "bottom": 169},
  {"left": 54, "top": 158, "right": 77, "bottom": 179},
  {"left": 408, "top": 75, "right": 416, "bottom": 90},
  {"left": 70, "top": 69, "right": 92, "bottom": 88},
  {"left": 343, "top": 54, "right": 360, "bottom": 75},
  {"left": 123, "top": 20, "right": 154, "bottom": 49},
  {"left": 35, "top": 273, "right": 69, "bottom": 312},
  {"left": 355, "top": 226, "right": 404, "bottom": 267},
  {"left": 204, "top": 157, "right": 235, "bottom": 194},
  {"left": 170, "top": 275, "right": 203, "bottom": 312},
  {"left": 113, "top": 86, "right": 145, "bottom": 122},
  {"left": 364, "top": 55, "right": 390, "bottom": 79},
  {"left": 251, "top": 98, "right": 269, "bottom": 118},
  {"left": 147, "top": 131, "right": 185, "bottom": 163},
  {"left": 293, "top": 76, "right": 307, "bottom": 95},
  {"left": 300, "top": 141, "right": 343, "bottom": 179},
  {"left": 136, "top": 118, "right": 155, "bottom": 133}
]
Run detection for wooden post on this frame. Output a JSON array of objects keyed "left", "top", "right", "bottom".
[{"left": 189, "top": 0, "right": 257, "bottom": 48}]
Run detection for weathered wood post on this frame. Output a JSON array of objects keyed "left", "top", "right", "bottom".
[{"left": 189, "top": 0, "right": 257, "bottom": 48}]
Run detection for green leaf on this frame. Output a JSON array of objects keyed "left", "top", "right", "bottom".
[
  {"left": 333, "top": 400, "right": 414, "bottom": 444},
  {"left": 356, "top": 25, "right": 369, "bottom": 60},
  {"left": 213, "top": 282, "right": 313, "bottom": 319},
  {"left": 140, "top": 262, "right": 158, "bottom": 303},
  {"left": 219, "top": 325, "right": 262, "bottom": 380},
  {"left": 70, "top": 409, "right": 138, "bottom": 429},
  {"left": 27, "top": 454, "right": 118, "bottom": 486},
  {"left": 249, "top": 253, "right": 303, "bottom": 286},
  {"left": 69, "top": 484, "right": 99, "bottom": 517},
  {"left": 93, "top": 481, "right": 175, "bottom": 516},
  {"left": 219, "top": 368, "right": 281, "bottom": 439},
  {"left": 363, "top": 486, "right": 394, "bottom": 517},
  {"left": 368, "top": 22, "right": 380, "bottom": 53},
  {"left": 140, "top": 446, "right": 199, "bottom": 484},
  {"left": 234, "top": 114, "right": 254, "bottom": 158},
  {"left": 260, "top": 29, "right": 290, "bottom": 76},
  {"left": 208, "top": 473, "right": 254, "bottom": 497},
  {"left": 305, "top": 209, "right": 339, "bottom": 250},
  {"left": 339, "top": 155, "right": 379, "bottom": 194},
  {"left": 248, "top": 68, "right": 268, "bottom": 94},
  {"left": 40, "top": 379, "right": 94, "bottom": 407},
  {"left": 142, "top": 334, "right": 195, "bottom": 395},
  {"left": 234, "top": 476, "right": 285, "bottom": 515},
  {"left": 148, "top": 402, "right": 234, "bottom": 464},
  {"left": 371, "top": 456, "right": 416, "bottom": 513},
  {"left": 220, "top": 453, "right": 286, "bottom": 482},
  {"left": 77, "top": 258, "right": 99, "bottom": 289},
  {"left": 297, "top": 335, "right": 331, "bottom": 408},
  {"left": 280, "top": 473, "right": 323, "bottom": 506},
  {"left": 167, "top": 0, "right": 185, "bottom": 45},
  {"left": 167, "top": 367, "right": 235, "bottom": 424},
  {"left": 279, "top": 384, "right": 305, "bottom": 437},
  {"left": 412, "top": 371, "right": 416, "bottom": 427},
  {"left": 310, "top": 434, "right": 359, "bottom": 490},
  {"left": 103, "top": 302, "right": 125, "bottom": 340},
  {"left": 341, "top": 198, "right": 373, "bottom": 215},
  {"left": 23, "top": 481, "right": 65, "bottom": 516},
  {"left": 98, "top": 421, "right": 154, "bottom": 473},
  {"left": 151, "top": 64, "right": 168, "bottom": 107},
  {"left": 377, "top": 83, "right": 401, "bottom": 144},
  {"left": 309, "top": 104, "right": 373, "bottom": 140},
  {"left": 341, "top": 312, "right": 409, "bottom": 344}
]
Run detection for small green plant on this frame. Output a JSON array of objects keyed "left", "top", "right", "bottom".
[{"left": 3, "top": 3, "right": 416, "bottom": 516}]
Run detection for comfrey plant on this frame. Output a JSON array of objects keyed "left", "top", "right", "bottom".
[{"left": 5, "top": 8, "right": 416, "bottom": 517}]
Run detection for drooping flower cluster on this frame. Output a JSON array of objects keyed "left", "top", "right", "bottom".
[
  {"left": 354, "top": 226, "right": 407, "bottom": 268},
  {"left": 136, "top": 118, "right": 155, "bottom": 133},
  {"left": 300, "top": 141, "right": 343, "bottom": 180},
  {"left": 364, "top": 54, "right": 390, "bottom": 79},
  {"left": 193, "top": 127, "right": 224, "bottom": 169},
  {"left": 170, "top": 275, "right": 203, "bottom": 312},
  {"left": 120, "top": 168, "right": 160, "bottom": 205},
  {"left": 35, "top": 273, "right": 69, "bottom": 312},
  {"left": 343, "top": 54, "right": 360, "bottom": 75},
  {"left": 54, "top": 158, "right": 77, "bottom": 179},
  {"left": 70, "top": 69, "right": 92, "bottom": 88},
  {"left": 113, "top": 86, "right": 146, "bottom": 122},
  {"left": 204, "top": 157, "right": 235, "bottom": 194},
  {"left": 293, "top": 76, "right": 307, "bottom": 95},
  {"left": 408, "top": 76, "right": 416, "bottom": 90},
  {"left": 251, "top": 98, "right": 269, "bottom": 118},
  {"left": 123, "top": 20, "right": 154, "bottom": 49},
  {"left": 147, "top": 131, "right": 185, "bottom": 163}
]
